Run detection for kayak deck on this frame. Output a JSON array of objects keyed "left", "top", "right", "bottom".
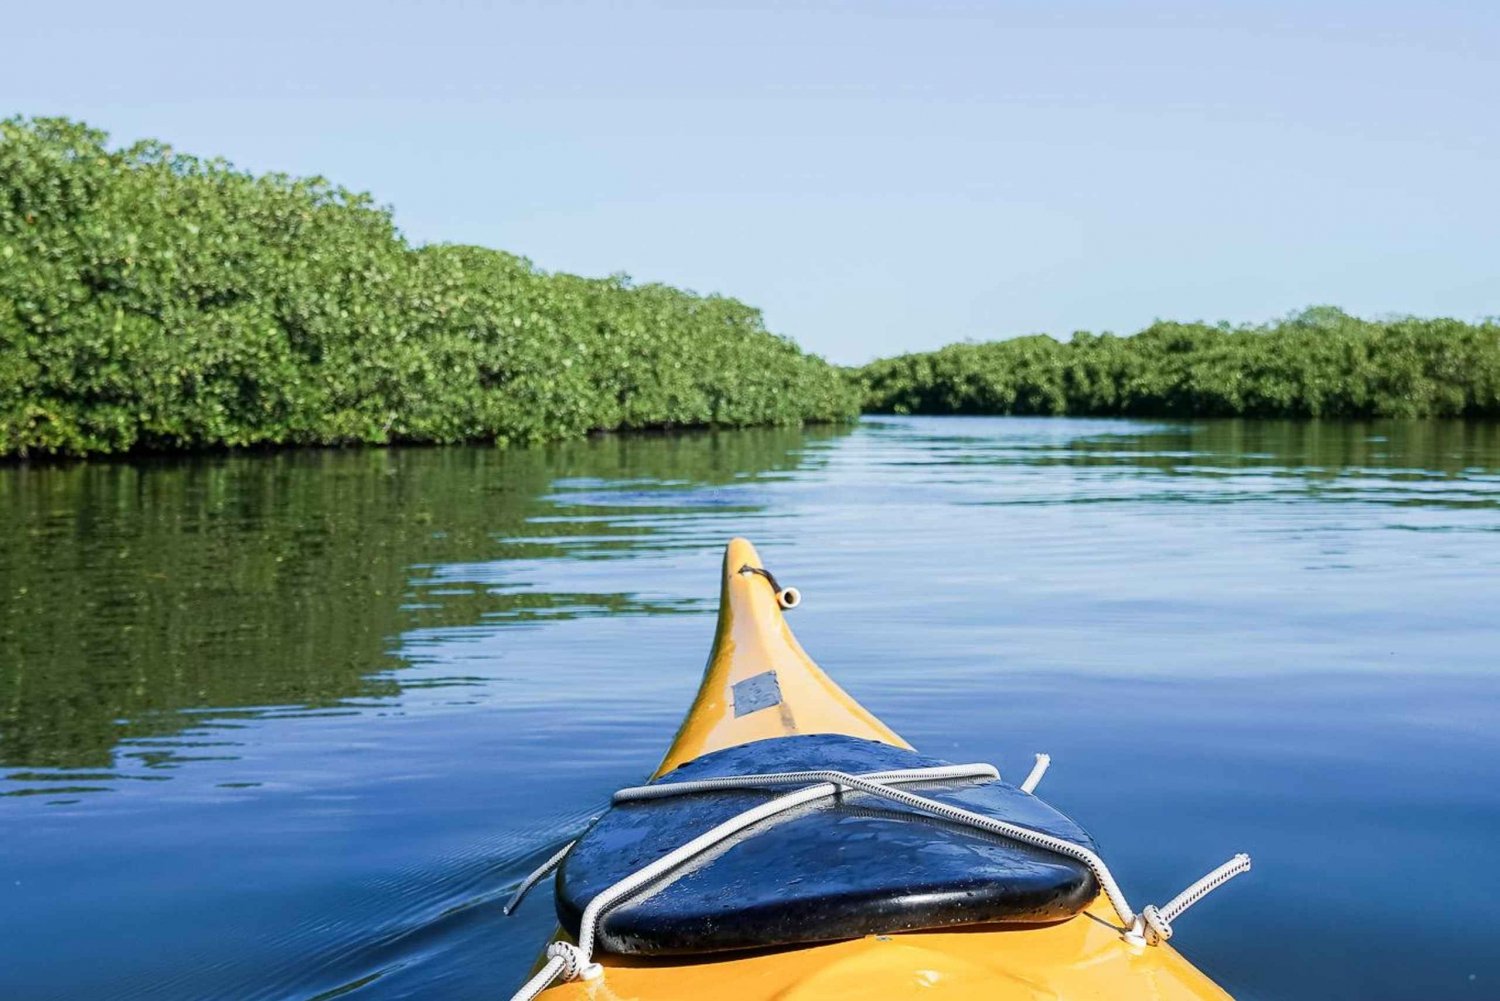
[
  {"left": 527, "top": 538, "right": 1235, "bottom": 1001},
  {"left": 557, "top": 733, "right": 1100, "bottom": 954}
]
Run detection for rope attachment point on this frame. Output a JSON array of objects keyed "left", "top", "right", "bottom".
[
  {"left": 546, "top": 942, "right": 602, "bottom": 982},
  {"left": 1126, "top": 852, "right": 1253, "bottom": 946},
  {"left": 738, "top": 564, "right": 800, "bottom": 609}
]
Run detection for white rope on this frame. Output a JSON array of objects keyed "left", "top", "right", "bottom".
[
  {"left": 504, "top": 762, "right": 1250, "bottom": 999},
  {"left": 504, "top": 765, "right": 992, "bottom": 1000},
  {"left": 503, "top": 766, "right": 996, "bottom": 918},
  {"left": 507, "top": 942, "right": 598, "bottom": 1001},
  {"left": 612, "top": 763, "right": 999, "bottom": 802},
  {"left": 620, "top": 767, "right": 1143, "bottom": 935},
  {"left": 1162, "top": 852, "right": 1253, "bottom": 921},
  {"left": 622, "top": 767, "right": 1249, "bottom": 948},
  {"left": 1134, "top": 852, "right": 1254, "bottom": 945},
  {"left": 1019, "top": 753, "right": 1050, "bottom": 794},
  {"left": 504, "top": 841, "right": 577, "bottom": 916},
  {"left": 508, "top": 954, "right": 565, "bottom": 1001}
]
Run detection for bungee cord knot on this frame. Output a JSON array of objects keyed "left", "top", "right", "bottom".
[
  {"left": 1126, "top": 852, "right": 1252, "bottom": 947},
  {"left": 546, "top": 941, "right": 601, "bottom": 982},
  {"left": 1135, "top": 904, "right": 1173, "bottom": 946}
]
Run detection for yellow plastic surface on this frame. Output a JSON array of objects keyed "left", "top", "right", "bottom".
[
  {"left": 529, "top": 538, "right": 1235, "bottom": 1000},
  {"left": 653, "top": 538, "right": 908, "bottom": 776}
]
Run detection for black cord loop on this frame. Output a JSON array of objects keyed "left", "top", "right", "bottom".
[
  {"left": 737, "top": 564, "right": 784, "bottom": 592},
  {"left": 738, "top": 564, "right": 800, "bottom": 608}
]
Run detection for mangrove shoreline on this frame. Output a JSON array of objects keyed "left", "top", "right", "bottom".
[
  {"left": 1, "top": 118, "right": 857, "bottom": 459},
  {"left": 858, "top": 307, "right": 1500, "bottom": 420},
  {"left": 3, "top": 118, "right": 1497, "bottom": 459}
]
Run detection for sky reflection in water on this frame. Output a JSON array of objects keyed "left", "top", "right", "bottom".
[{"left": 2, "top": 417, "right": 1497, "bottom": 1000}]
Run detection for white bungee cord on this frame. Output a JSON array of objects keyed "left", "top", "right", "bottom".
[{"left": 503, "top": 759, "right": 1250, "bottom": 1000}]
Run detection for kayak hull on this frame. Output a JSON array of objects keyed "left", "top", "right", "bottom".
[
  {"left": 526, "top": 538, "right": 1235, "bottom": 1000},
  {"left": 542, "top": 915, "right": 1232, "bottom": 1000}
]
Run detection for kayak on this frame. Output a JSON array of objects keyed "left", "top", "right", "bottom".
[{"left": 507, "top": 537, "right": 1247, "bottom": 1000}]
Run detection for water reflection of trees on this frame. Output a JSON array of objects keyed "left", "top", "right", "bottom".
[
  {"left": 0, "top": 427, "right": 843, "bottom": 769},
  {"left": 1060, "top": 420, "right": 1500, "bottom": 477}
]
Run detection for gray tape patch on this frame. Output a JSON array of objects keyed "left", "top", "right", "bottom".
[{"left": 731, "top": 671, "right": 782, "bottom": 717}]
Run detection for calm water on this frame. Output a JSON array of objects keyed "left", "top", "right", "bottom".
[{"left": 3, "top": 417, "right": 1498, "bottom": 1001}]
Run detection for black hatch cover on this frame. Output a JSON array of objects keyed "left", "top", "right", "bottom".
[{"left": 555, "top": 733, "right": 1099, "bottom": 955}]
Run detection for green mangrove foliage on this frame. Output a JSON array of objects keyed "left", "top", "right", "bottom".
[
  {"left": 0, "top": 117, "right": 857, "bottom": 457},
  {"left": 859, "top": 308, "right": 1500, "bottom": 418}
]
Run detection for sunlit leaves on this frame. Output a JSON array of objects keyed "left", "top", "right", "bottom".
[
  {"left": 0, "top": 118, "right": 858, "bottom": 457},
  {"left": 859, "top": 308, "right": 1500, "bottom": 419}
]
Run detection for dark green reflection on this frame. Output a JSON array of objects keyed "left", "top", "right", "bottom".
[
  {"left": 880, "top": 418, "right": 1500, "bottom": 502},
  {"left": 0, "top": 427, "right": 842, "bottom": 770},
  {"left": 1060, "top": 420, "right": 1500, "bottom": 477}
]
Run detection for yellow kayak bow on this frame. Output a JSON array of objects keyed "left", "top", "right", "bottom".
[{"left": 519, "top": 537, "right": 1239, "bottom": 1001}]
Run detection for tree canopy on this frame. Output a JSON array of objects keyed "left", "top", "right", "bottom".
[{"left": 0, "top": 118, "right": 858, "bottom": 457}]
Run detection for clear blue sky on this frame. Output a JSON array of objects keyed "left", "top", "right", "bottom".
[{"left": 5, "top": 1, "right": 1497, "bottom": 363}]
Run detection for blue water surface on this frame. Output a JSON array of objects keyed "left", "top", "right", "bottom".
[{"left": 2, "top": 417, "right": 1497, "bottom": 1000}]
